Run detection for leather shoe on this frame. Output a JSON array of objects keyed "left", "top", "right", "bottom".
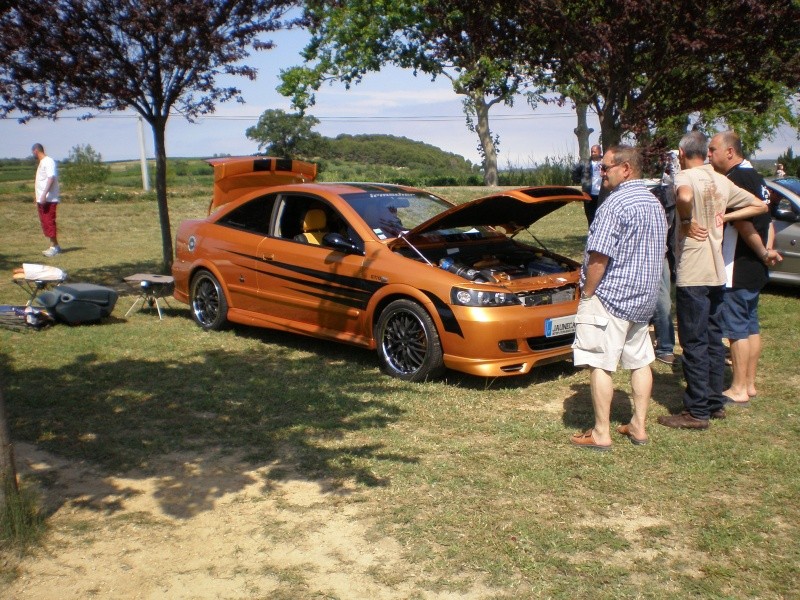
[
  {"left": 656, "top": 353, "right": 676, "bottom": 365},
  {"left": 711, "top": 408, "right": 726, "bottom": 420},
  {"left": 657, "top": 411, "right": 709, "bottom": 430}
]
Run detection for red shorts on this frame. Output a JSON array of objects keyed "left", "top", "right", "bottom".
[{"left": 37, "top": 202, "right": 58, "bottom": 238}]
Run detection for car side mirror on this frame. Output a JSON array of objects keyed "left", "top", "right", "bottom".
[
  {"left": 322, "top": 232, "right": 363, "bottom": 255},
  {"left": 775, "top": 208, "right": 800, "bottom": 223}
]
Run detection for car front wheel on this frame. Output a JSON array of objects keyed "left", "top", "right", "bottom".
[
  {"left": 375, "top": 299, "right": 444, "bottom": 382},
  {"left": 189, "top": 270, "right": 228, "bottom": 330}
]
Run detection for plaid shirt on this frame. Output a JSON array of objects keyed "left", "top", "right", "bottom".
[{"left": 580, "top": 179, "right": 667, "bottom": 323}]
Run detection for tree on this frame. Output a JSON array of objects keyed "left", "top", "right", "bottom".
[
  {"left": 0, "top": 379, "right": 19, "bottom": 537},
  {"left": 279, "top": 0, "right": 527, "bottom": 186},
  {"left": 419, "top": 0, "right": 799, "bottom": 153},
  {"left": 510, "top": 0, "right": 800, "bottom": 150},
  {"left": 245, "top": 109, "right": 327, "bottom": 159},
  {"left": 0, "top": 0, "right": 294, "bottom": 271},
  {"left": 689, "top": 86, "right": 800, "bottom": 157},
  {"left": 61, "top": 144, "right": 110, "bottom": 185}
]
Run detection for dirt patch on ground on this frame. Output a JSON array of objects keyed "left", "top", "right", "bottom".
[{"left": 3, "top": 443, "right": 492, "bottom": 599}]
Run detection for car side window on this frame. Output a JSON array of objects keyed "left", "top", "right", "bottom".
[
  {"left": 217, "top": 194, "right": 276, "bottom": 235},
  {"left": 273, "top": 194, "right": 363, "bottom": 251}
]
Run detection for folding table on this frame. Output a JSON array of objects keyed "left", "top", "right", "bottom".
[
  {"left": 12, "top": 263, "right": 68, "bottom": 306},
  {"left": 123, "top": 273, "right": 175, "bottom": 320}
]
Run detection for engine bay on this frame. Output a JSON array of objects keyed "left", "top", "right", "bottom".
[{"left": 395, "top": 240, "right": 578, "bottom": 284}]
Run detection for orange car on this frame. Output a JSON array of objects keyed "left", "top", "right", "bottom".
[{"left": 172, "top": 157, "right": 587, "bottom": 381}]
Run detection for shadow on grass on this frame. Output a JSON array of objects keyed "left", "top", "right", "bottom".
[
  {"left": 561, "top": 367, "right": 687, "bottom": 430},
  {"left": 561, "top": 383, "right": 636, "bottom": 430},
  {"left": 193, "top": 309, "right": 580, "bottom": 391},
  {"left": 1, "top": 342, "right": 414, "bottom": 520},
  {"left": 0, "top": 251, "right": 168, "bottom": 292}
]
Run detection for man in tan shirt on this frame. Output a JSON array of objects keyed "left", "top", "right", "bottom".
[{"left": 658, "top": 131, "right": 767, "bottom": 430}]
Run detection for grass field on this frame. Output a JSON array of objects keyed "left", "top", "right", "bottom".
[{"left": 1, "top": 167, "right": 799, "bottom": 598}]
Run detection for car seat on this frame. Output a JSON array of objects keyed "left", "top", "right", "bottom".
[{"left": 294, "top": 208, "right": 328, "bottom": 245}]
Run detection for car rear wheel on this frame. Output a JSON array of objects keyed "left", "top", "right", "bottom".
[
  {"left": 375, "top": 299, "right": 444, "bottom": 382},
  {"left": 190, "top": 270, "right": 228, "bottom": 331}
]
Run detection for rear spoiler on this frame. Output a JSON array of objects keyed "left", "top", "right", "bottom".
[{"left": 206, "top": 157, "right": 317, "bottom": 213}]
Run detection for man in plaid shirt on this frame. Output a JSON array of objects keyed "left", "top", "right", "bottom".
[{"left": 570, "top": 145, "right": 667, "bottom": 450}]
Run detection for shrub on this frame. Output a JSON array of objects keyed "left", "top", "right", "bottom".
[
  {"left": 499, "top": 155, "right": 575, "bottom": 187},
  {"left": 60, "top": 144, "right": 110, "bottom": 186}
]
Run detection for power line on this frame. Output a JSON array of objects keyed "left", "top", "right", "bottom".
[{"left": 37, "top": 111, "right": 577, "bottom": 123}]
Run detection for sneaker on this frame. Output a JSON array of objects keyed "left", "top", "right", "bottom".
[
  {"left": 42, "top": 245, "right": 61, "bottom": 257},
  {"left": 656, "top": 353, "right": 676, "bottom": 365}
]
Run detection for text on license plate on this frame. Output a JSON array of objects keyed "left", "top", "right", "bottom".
[{"left": 545, "top": 315, "right": 576, "bottom": 337}]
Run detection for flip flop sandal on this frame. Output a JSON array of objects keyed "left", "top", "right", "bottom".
[
  {"left": 616, "top": 424, "right": 649, "bottom": 445},
  {"left": 570, "top": 429, "right": 611, "bottom": 451}
]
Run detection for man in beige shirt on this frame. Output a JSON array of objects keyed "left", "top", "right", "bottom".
[{"left": 658, "top": 131, "right": 767, "bottom": 430}]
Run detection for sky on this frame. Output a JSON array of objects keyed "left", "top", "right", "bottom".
[{"left": 1, "top": 27, "right": 797, "bottom": 167}]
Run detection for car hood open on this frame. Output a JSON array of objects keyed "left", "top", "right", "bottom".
[
  {"left": 398, "top": 186, "right": 588, "bottom": 239},
  {"left": 206, "top": 156, "right": 317, "bottom": 213}
]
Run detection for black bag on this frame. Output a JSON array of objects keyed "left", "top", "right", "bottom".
[{"left": 36, "top": 283, "right": 118, "bottom": 325}]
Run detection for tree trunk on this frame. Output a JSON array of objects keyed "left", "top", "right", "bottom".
[
  {"left": 573, "top": 102, "right": 594, "bottom": 161},
  {"left": 0, "top": 381, "right": 20, "bottom": 516},
  {"left": 148, "top": 117, "right": 174, "bottom": 273},
  {"left": 472, "top": 94, "right": 499, "bottom": 187},
  {"left": 598, "top": 104, "right": 624, "bottom": 151}
]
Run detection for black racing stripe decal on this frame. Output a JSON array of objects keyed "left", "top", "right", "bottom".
[
  {"left": 223, "top": 249, "right": 382, "bottom": 296},
  {"left": 219, "top": 248, "right": 388, "bottom": 314},
  {"left": 266, "top": 259, "right": 386, "bottom": 295},
  {"left": 270, "top": 271, "right": 373, "bottom": 303},
  {"left": 421, "top": 290, "right": 463, "bottom": 337},
  {"left": 226, "top": 249, "right": 261, "bottom": 262},
  {"left": 288, "top": 288, "right": 369, "bottom": 310}
]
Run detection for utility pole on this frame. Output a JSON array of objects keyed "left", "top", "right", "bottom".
[{"left": 138, "top": 116, "right": 151, "bottom": 191}]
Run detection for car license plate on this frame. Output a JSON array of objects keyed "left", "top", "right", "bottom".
[{"left": 545, "top": 315, "right": 575, "bottom": 337}]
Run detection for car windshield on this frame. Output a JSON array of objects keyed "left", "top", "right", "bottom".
[{"left": 341, "top": 190, "right": 500, "bottom": 240}]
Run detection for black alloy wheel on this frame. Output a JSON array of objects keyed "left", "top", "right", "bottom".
[
  {"left": 189, "top": 270, "right": 228, "bottom": 331},
  {"left": 375, "top": 299, "right": 444, "bottom": 382}
]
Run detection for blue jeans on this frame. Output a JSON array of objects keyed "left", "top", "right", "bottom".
[
  {"left": 652, "top": 257, "right": 675, "bottom": 356},
  {"left": 676, "top": 285, "right": 727, "bottom": 419}
]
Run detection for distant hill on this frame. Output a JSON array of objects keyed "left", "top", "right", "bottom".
[
  {"left": 320, "top": 134, "right": 475, "bottom": 172},
  {"left": 311, "top": 133, "right": 481, "bottom": 186}
]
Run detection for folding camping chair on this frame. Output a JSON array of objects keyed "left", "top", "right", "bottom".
[
  {"left": 124, "top": 273, "right": 174, "bottom": 320},
  {"left": 12, "top": 263, "right": 68, "bottom": 306}
]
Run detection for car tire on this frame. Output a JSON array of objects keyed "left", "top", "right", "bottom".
[
  {"left": 189, "top": 270, "right": 228, "bottom": 331},
  {"left": 375, "top": 299, "right": 444, "bottom": 382}
]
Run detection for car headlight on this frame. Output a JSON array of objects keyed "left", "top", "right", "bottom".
[{"left": 451, "top": 287, "right": 521, "bottom": 307}]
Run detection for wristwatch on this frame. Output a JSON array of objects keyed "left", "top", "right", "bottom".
[
  {"left": 680, "top": 216, "right": 692, "bottom": 225},
  {"left": 580, "top": 291, "right": 593, "bottom": 300}
]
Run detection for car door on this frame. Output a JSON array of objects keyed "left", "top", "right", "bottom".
[
  {"left": 256, "top": 193, "right": 369, "bottom": 339},
  {"left": 211, "top": 194, "right": 276, "bottom": 313},
  {"left": 771, "top": 196, "right": 800, "bottom": 283}
]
